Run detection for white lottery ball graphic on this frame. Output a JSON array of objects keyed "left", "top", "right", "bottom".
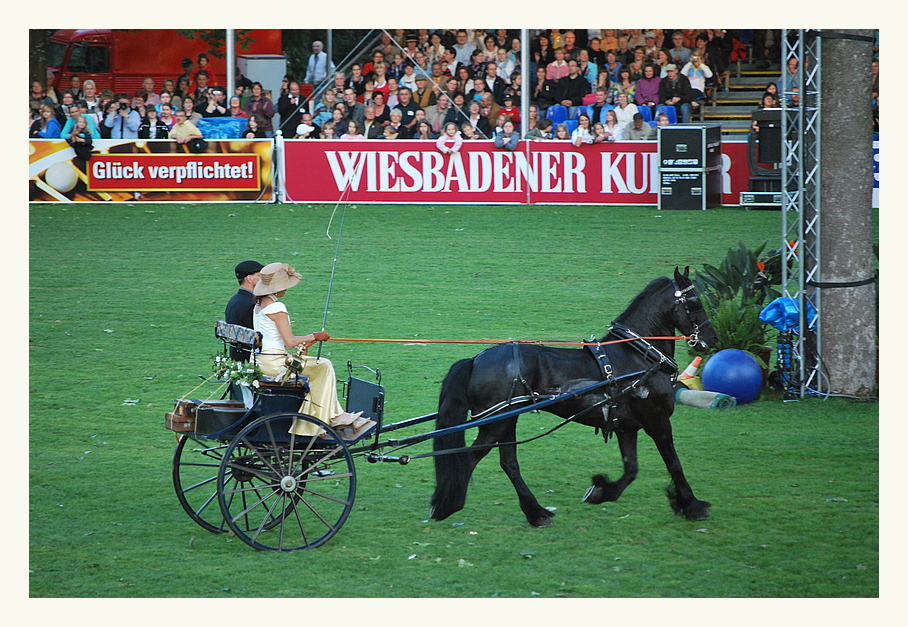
[{"left": 45, "top": 161, "right": 79, "bottom": 193}]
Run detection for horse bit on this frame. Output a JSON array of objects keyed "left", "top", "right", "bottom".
[{"left": 673, "top": 280, "right": 704, "bottom": 348}]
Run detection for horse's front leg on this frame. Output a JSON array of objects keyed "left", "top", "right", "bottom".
[
  {"left": 582, "top": 429, "right": 639, "bottom": 504},
  {"left": 497, "top": 419, "right": 553, "bottom": 527},
  {"left": 644, "top": 419, "right": 711, "bottom": 520}
]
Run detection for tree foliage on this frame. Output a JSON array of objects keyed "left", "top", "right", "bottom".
[{"left": 175, "top": 29, "right": 258, "bottom": 58}]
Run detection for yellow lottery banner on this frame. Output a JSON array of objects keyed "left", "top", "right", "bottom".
[{"left": 29, "top": 139, "right": 274, "bottom": 203}]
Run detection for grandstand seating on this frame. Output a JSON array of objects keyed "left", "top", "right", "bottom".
[{"left": 545, "top": 104, "right": 568, "bottom": 124}]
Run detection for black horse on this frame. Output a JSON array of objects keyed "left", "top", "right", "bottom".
[{"left": 430, "top": 267, "right": 718, "bottom": 527}]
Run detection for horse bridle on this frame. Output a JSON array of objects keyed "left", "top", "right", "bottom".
[{"left": 672, "top": 279, "right": 705, "bottom": 348}]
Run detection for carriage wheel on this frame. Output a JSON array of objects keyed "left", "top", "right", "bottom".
[
  {"left": 216, "top": 413, "right": 357, "bottom": 552},
  {"left": 173, "top": 435, "right": 291, "bottom": 535},
  {"left": 173, "top": 435, "right": 232, "bottom": 534}
]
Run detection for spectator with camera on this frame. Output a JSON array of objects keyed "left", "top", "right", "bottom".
[
  {"left": 189, "top": 70, "right": 214, "bottom": 107},
  {"left": 201, "top": 87, "right": 229, "bottom": 117},
  {"left": 103, "top": 94, "right": 141, "bottom": 139}
]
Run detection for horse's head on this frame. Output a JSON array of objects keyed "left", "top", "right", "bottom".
[{"left": 672, "top": 266, "right": 717, "bottom": 352}]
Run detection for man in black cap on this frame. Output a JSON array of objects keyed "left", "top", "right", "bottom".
[
  {"left": 225, "top": 260, "right": 264, "bottom": 362},
  {"left": 176, "top": 58, "right": 193, "bottom": 91}
]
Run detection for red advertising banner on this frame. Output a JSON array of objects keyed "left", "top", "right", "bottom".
[
  {"left": 282, "top": 139, "right": 752, "bottom": 205},
  {"left": 88, "top": 154, "right": 260, "bottom": 192},
  {"left": 29, "top": 139, "right": 274, "bottom": 202}
]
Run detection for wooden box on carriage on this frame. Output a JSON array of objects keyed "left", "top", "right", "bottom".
[{"left": 165, "top": 398, "right": 247, "bottom": 434}]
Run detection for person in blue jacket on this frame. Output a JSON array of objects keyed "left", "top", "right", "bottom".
[
  {"left": 494, "top": 118, "right": 519, "bottom": 151},
  {"left": 30, "top": 104, "right": 62, "bottom": 138}
]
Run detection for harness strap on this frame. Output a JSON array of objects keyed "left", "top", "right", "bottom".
[
  {"left": 586, "top": 342, "right": 615, "bottom": 381},
  {"left": 608, "top": 322, "right": 679, "bottom": 375}
]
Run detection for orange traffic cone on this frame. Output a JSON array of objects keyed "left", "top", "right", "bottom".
[{"left": 679, "top": 356, "right": 703, "bottom": 390}]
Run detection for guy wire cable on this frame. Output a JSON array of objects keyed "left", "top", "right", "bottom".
[
  {"left": 280, "top": 28, "right": 379, "bottom": 132},
  {"left": 380, "top": 28, "right": 490, "bottom": 139}
]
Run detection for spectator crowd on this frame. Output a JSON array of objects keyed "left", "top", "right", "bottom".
[{"left": 29, "top": 29, "right": 879, "bottom": 148}]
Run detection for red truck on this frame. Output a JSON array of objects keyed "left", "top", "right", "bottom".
[{"left": 47, "top": 29, "right": 283, "bottom": 95}]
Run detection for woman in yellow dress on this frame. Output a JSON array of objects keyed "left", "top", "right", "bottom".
[{"left": 252, "top": 262, "right": 374, "bottom": 439}]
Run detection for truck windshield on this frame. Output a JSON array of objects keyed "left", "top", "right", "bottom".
[
  {"left": 48, "top": 41, "right": 67, "bottom": 68},
  {"left": 68, "top": 44, "right": 110, "bottom": 74}
]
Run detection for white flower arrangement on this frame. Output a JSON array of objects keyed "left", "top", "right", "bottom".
[{"left": 212, "top": 354, "right": 262, "bottom": 389}]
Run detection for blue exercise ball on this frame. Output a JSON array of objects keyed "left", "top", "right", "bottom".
[{"left": 701, "top": 349, "right": 763, "bottom": 404}]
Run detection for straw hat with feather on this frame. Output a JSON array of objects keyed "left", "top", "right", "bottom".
[{"left": 253, "top": 262, "right": 302, "bottom": 296}]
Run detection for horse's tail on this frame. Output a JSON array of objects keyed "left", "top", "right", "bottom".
[{"left": 430, "top": 357, "right": 474, "bottom": 521}]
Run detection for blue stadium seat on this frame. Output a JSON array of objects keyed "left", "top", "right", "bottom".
[
  {"left": 647, "top": 120, "right": 658, "bottom": 128},
  {"left": 655, "top": 105, "right": 678, "bottom": 125},
  {"left": 546, "top": 105, "right": 568, "bottom": 124},
  {"left": 564, "top": 119, "right": 579, "bottom": 134},
  {"left": 638, "top": 106, "right": 653, "bottom": 122}
]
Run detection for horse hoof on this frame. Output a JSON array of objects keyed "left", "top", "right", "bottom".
[
  {"left": 683, "top": 500, "right": 712, "bottom": 521},
  {"left": 582, "top": 484, "right": 604, "bottom": 504},
  {"left": 582, "top": 474, "right": 612, "bottom": 504},
  {"left": 533, "top": 516, "right": 554, "bottom": 528}
]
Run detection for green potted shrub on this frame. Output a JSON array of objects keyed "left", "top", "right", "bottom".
[{"left": 690, "top": 240, "right": 783, "bottom": 374}]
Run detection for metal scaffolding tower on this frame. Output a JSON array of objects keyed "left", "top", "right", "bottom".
[{"left": 780, "top": 29, "right": 822, "bottom": 398}]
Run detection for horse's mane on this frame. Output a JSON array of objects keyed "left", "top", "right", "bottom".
[{"left": 602, "top": 276, "right": 674, "bottom": 339}]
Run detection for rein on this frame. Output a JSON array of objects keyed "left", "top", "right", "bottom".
[{"left": 323, "top": 336, "right": 690, "bottom": 346}]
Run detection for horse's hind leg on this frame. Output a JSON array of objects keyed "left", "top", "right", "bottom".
[
  {"left": 497, "top": 419, "right": 554, "bottom": 527},
  {"left": 582, "top": 429, "right": 639, "bottom": 504},
  {"left": 645, "top": 420, "right": 711, "bottom": 520}
]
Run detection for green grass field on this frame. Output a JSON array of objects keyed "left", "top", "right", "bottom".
[{"left": 29, "top": 202, "right": 879, "bottom": 600}]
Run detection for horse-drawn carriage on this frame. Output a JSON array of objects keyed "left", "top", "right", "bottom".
[{"left": 167, "top": 268, "right": 718, "bottom": 552}]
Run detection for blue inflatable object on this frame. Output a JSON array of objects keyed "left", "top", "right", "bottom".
[
  {"left": 196, "top": 117, "right": 247, "bottom": 140},
  {"left": 759, "top": 296, "right": 817, "bottom": 334},
  {"left": 701, "top": 349, "right": 763, "bottom": 404}
]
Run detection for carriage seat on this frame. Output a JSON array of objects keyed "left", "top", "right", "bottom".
[{"left": 214, "top": 320, "right": 310, "bottom": 391}]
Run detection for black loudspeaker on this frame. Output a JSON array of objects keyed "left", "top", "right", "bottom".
[{"left": 752, "top": 108, "right": 782, "bottom": 163}]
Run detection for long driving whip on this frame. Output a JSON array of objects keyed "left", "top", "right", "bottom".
[{"left": 316, "top": 169, "right": 356, "bottom": 358}]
